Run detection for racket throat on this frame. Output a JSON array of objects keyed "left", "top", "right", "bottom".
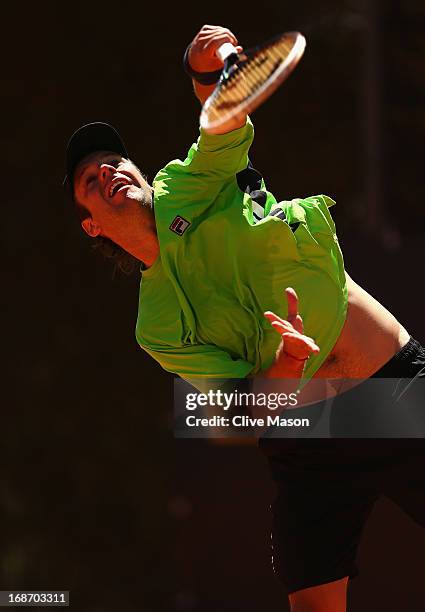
[{"left": 220, "top": 53, "right": 241, "bottom": 82}]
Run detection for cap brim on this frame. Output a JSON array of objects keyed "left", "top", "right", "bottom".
[{"left": 64, "top": 122, "right": 128, "bottom": 192}]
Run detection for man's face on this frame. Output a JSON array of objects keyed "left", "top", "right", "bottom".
[{"left": 73, "top": 151, "right": 153, "bottom": 239}]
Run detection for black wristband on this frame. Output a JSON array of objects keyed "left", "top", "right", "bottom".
[{"left": 182, "top": 44, "right": 222, "bottom": 86}]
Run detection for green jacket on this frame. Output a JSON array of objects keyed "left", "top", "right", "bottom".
[{"left": 136, "top": 118, "right": 348, "bottom": 381}]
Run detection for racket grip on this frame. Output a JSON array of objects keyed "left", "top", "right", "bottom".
[{"left": 216, "top": 42, "right": 238, "bottom": 62}]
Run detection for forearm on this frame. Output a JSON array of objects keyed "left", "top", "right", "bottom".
[
  {"left": 192, "top": 79, "right": 216, "bottom": 106},
  {"left": 254, "top": 347, "right": 328, "bottom": 409},
  {"left": 248, "top": 350, "right": 305, "bottom": 420},
  {"left": 186, "top": 26, "right": 246, "bottom": 132},
  {"left": 192, "top": 79, "right": 247, "bottom": 132}
]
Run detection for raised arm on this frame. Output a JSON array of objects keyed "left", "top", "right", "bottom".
[{"left": 185, "top": 25, "right": 246, "bottom": 132}]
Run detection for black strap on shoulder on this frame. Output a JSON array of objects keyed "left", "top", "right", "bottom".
[{"left": 236, "top": 162, "right": 263, "bottom": 193}]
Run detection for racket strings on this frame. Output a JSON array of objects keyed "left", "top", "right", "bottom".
[{"left": 207, "top": 40, "right": 293, "bottom": 118}]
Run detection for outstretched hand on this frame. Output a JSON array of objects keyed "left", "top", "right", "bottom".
[{"left": 264, "top": 288, "right": 320, "bottom": 362}]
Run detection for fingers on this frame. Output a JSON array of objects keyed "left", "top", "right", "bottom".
[
  {"left": 264, "top": 288, "right": 320, "bottom": 360},
  {"left": 189, "top": 25, "right": 240, "bottom": 71},
  {"left": 269, "top": 321, "right": 320, "bottom": 353},
  {"left": 263, "top": 305, "right": 320, "bottom": 360},
  {"left": 195, "top": 25, "right": 239, "bottom": 56},
  {"left": 264, "top": 308, "right": 303, "bottom": 335},
  {"left": 197, "top": 25, "right": 239, "bottom": 47},
  {"left": 202, "top": 34, "right": 238, "bottom": 55},
  {"left": 284, "top": 287, "right": 303, "bottom": 333},
  {"left": 285, "top": 287, "right": 298, "bottom": 320},
  {"left": 291, "top": 313, "right": 303, "bottom": 334},
  {"left": 281, "top": 332, "right": 320, "bottom": 354},
  {"left": 269, "top": 319, "right": 295, "bottom": 334},
  {"left": 264, "top": 312, "right": 293, "bottom": 330}
]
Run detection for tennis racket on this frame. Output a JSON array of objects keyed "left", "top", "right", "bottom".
[{"left": 200, "top": 31, "right": 306, "bottom": 134}]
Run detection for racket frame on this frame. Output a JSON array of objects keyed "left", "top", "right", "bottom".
[{"left": 200, "top": 32, "right": 306, "bottom": 134}]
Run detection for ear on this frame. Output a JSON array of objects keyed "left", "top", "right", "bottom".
[{"left": 81, "top": 217, "right": 102, "bottom": 237}]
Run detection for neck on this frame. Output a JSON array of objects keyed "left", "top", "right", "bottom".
[
  {"left": 135, "top": 231, "right": 160, "bottom": 267},
  {"left": 107, "top": 208, "right": 160, "bottom": 268}
]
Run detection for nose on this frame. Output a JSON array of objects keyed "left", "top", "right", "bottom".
[{"left": 99, "top": 163, "right": 116, "bottom": 183}]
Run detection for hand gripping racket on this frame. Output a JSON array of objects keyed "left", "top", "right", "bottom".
[{"left": 200, "top": 31, "right": 306, "bottom": 134}]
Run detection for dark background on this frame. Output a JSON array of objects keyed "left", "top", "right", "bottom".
[{"left": 2, "top": 0, "right": 425, "bottom": 610}]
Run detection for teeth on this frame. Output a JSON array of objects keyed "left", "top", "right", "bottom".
[{"left": 109, "top": 180, "right": 128, "bottom": 198}]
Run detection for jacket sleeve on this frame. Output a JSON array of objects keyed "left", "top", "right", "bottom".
[
  {"left": 185, "top": 116, "right": 255, "bottom": 179},
  {"left": 153, "top": 117, "right": 254, "bottom": 192}
]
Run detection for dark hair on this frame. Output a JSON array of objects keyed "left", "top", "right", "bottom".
[{"left": 75, "top": 200, "right": 139, "bottom": 276}]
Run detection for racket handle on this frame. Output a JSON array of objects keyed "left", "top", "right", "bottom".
[{"left": 216, "top": 42, "right": 238, "bottom": 62}]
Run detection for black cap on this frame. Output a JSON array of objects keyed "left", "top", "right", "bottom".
[{"left": 64, "top": 122, "right": 128, "bottom": 194}]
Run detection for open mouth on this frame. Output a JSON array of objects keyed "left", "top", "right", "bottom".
[{"left": 109, "top": 178, "right": 132, "bottom": 198}]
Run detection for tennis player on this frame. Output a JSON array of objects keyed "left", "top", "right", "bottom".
[{"left": 64, "top": 25, "right": 425, "bottom": 612}]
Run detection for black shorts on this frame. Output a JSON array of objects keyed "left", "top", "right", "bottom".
[{"left": 259, "top": 337, "right": 425, "bottom": 594}]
